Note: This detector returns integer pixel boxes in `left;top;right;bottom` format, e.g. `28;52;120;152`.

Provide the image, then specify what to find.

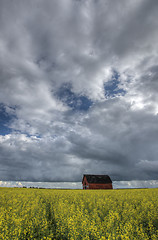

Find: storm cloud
0;0;158;182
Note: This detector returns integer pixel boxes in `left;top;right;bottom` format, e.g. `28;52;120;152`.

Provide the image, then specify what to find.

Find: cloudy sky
0;0;158;184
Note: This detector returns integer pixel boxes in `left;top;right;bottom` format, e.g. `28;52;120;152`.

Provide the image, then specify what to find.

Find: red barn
82;174;113;189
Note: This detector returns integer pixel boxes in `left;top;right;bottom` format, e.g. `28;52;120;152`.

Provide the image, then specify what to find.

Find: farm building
82;174;113;189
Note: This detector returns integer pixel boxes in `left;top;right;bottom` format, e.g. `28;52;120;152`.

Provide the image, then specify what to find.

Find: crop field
0;188;158;239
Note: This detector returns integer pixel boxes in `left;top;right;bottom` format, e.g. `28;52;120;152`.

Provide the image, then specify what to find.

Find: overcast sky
0;0;158;183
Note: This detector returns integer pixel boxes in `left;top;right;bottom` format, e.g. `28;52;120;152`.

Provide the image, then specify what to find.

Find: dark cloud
0;0;158;182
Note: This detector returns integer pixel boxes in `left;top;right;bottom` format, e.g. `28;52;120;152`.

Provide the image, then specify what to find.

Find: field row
0;188;158;239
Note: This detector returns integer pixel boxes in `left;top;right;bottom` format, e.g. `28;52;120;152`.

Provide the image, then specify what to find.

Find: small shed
82;174;113;189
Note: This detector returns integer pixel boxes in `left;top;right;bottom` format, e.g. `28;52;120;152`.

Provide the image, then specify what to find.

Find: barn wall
82;177;89;189
88;183;113;189
82;176;113;189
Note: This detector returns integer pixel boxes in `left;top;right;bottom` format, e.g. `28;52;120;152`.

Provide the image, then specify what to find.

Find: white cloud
0;0;158;182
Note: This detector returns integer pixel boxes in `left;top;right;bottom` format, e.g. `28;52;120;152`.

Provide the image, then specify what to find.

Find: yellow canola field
0;188;158;239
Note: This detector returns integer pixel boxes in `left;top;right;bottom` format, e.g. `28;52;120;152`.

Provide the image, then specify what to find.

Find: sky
0;0;158;185
1;180;158;189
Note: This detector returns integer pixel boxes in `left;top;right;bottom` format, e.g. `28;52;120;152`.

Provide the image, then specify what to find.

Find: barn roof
82;174;112;184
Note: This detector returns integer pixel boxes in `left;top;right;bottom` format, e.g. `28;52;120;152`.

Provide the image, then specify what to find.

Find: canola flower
0;188;158;239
